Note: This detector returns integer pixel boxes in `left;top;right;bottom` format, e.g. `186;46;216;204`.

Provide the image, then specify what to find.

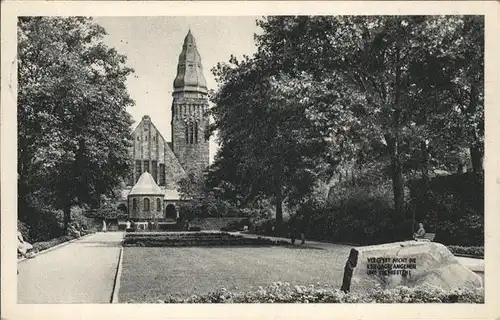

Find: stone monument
341;240;483;293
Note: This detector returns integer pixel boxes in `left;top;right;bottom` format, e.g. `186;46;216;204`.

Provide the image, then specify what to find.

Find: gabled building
120;30;210;221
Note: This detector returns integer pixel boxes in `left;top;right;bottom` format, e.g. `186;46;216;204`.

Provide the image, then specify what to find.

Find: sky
93;16;261;164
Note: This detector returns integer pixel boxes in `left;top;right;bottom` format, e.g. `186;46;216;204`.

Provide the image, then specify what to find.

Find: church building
120;30;210;222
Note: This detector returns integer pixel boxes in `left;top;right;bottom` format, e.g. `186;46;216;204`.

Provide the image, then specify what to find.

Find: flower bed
141;282;484;303
447;245;484;258
123;232;290;247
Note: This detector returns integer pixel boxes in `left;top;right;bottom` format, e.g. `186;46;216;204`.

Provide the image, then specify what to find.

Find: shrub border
243;233;485;258
447;245;484;258
132;283;485;303
17;233;94;263
453;253;484;259
242;232;362;247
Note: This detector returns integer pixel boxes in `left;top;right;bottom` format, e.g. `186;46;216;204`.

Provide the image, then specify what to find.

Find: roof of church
128;115;189;189
121;187;184;201
163;189;182;200
132;115;168;143
129;172;163;196
173;30;208;95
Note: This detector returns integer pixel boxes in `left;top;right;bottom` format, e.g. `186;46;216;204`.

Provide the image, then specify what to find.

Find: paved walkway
18;232;124;304
456;256;484;272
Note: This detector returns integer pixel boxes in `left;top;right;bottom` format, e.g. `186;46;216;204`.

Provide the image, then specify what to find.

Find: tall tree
210;55;337;231
254;16;484;221
18;17;135;232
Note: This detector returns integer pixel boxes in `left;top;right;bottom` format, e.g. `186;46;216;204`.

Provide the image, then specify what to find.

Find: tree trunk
275;182;283;234
467;84;483;173
273;127;284;235
388;137;405;221
63;203;71;235
419;139;431;225
420;140;430;182
389;33;405;222
470;145;483;173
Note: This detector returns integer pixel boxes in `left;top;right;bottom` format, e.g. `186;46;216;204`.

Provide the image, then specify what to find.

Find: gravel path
17;232;124;304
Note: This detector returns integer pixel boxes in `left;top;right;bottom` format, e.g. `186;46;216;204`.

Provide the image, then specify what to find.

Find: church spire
173;30;208;96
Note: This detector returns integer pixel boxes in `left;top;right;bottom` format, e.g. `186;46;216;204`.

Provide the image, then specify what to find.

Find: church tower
171;30;210;176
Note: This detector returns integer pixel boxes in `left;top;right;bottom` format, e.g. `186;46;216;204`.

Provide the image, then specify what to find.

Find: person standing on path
102;220;107;232
289;214;307;245
290;212;310;245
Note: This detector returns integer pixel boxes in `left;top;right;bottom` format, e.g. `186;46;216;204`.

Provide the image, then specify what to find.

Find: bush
19;200;97;243
70;206;98;231
31;235;76;252
288;172;484;247
432;211;484;246
220;218;251;231
409;173;484;246
447;245;484;257
249;218;276;236
177;195;242;219
143;283;484;303
23;207;65;243
305;184;398;245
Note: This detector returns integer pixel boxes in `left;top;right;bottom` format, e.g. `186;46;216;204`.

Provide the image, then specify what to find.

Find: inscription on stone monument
366;257;417;276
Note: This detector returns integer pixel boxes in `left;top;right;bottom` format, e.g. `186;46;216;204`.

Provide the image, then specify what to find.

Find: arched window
132;198;137;210
156;198;161;211
144;198;150;211
194;121;198;143
189;122;194;144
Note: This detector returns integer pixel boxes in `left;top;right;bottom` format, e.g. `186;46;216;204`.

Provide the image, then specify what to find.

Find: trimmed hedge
135;282;484;303
447;245;484;258
122;232;290;247
189;217;250;231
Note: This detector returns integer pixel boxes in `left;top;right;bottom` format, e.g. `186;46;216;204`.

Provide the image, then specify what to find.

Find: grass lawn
119;244;351;302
